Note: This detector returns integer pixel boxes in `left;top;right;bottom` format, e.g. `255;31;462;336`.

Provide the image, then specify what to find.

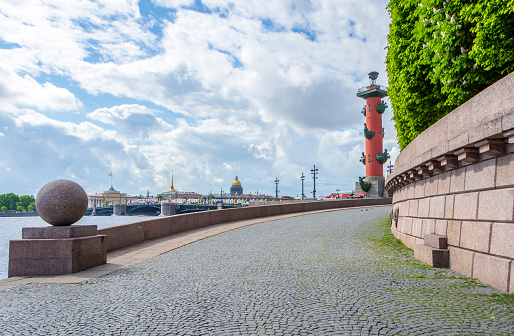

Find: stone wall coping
97;198;392;252
386;72;514;193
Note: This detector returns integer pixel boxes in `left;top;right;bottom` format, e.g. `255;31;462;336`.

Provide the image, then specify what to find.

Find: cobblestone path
1;206;513;335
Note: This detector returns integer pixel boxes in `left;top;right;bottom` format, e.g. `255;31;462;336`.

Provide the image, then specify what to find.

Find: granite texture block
464;159;496;191
435;220;448;236
208;210;221;225
414;244;449;268
502;111;514;132
399;217;412;235
450;168;466;193
489;223;514;259
398;200;410;217
496;153;514;187
437;171;452;194
444;194;455;219
469;118;502;144
477;188;514;221
195;212;211;228
424;233;448;249
423;219;436;237
429;196;446;219
9;235;106;277
22;225;98;239
409;200;418;217
414;180;425;198
449;246;474;277
417;198;430;218
460;221;491;253
447;220;462;247
412;218;423;238
453;192;478;220
98;222;144;252
424;176;439;197
472;253;511;292
406;183;415;199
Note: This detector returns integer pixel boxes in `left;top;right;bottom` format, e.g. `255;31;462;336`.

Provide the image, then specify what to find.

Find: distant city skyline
0;0;398;198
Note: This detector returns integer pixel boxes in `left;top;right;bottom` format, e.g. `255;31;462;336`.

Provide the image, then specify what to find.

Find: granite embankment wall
98;198;391;252
385;72;514;293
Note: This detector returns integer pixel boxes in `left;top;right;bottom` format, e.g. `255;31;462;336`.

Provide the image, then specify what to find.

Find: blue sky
0;0;396;198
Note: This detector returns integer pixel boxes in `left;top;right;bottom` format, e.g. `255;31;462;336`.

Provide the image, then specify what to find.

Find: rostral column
356;71;390;197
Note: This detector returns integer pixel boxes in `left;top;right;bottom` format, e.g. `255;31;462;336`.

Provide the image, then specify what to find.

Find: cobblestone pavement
1;206;513;335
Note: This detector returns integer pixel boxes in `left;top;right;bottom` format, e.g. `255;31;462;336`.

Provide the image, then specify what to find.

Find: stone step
413;244;449;268
424;233;448;249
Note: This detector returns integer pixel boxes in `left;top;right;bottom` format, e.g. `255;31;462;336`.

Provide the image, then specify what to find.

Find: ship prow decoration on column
354;71;389;197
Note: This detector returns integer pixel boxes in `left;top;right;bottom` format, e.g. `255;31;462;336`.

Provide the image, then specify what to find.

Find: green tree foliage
28;203;36;212
19;195;35;209
386;0;514;149
1;206;7;212
0;193;35;211
0;193;20;211
17;206;24;212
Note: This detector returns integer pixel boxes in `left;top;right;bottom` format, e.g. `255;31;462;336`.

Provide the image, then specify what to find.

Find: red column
365;94;383;177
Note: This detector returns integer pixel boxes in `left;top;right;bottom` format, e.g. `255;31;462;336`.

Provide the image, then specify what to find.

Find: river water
0;215;156;280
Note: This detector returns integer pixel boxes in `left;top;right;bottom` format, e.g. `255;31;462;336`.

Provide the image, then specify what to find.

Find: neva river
0;215;156;280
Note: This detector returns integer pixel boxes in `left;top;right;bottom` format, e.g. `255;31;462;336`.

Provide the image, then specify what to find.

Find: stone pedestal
354;176;385;197
112;204;126;216
159;202;176;216
9;225;106;277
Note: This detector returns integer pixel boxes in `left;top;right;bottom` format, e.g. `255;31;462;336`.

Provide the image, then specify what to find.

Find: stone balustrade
98;198;392;253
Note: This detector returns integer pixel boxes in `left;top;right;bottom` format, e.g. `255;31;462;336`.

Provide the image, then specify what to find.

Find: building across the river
88;186;138;208
157;172;204;201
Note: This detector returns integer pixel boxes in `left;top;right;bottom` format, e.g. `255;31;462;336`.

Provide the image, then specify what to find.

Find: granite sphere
36;179;88;226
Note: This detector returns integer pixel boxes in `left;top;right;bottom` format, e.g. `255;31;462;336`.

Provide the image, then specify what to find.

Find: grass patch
490;293;514;306
364;216;412;255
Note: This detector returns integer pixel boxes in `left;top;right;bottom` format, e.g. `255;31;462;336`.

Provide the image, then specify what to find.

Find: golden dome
232;175;242;186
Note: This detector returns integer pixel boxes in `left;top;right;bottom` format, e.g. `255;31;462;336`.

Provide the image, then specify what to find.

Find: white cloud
88;104;173;140
0;67;82;111
0;0;395;197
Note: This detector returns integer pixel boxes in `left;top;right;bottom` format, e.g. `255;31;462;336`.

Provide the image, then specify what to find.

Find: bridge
85;203;244;216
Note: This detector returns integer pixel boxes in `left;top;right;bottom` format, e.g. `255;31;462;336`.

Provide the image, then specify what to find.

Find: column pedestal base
354;176;386;197
9;225;106;277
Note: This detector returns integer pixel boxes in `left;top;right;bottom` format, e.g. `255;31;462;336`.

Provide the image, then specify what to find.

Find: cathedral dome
232;176;242;186
230;176;243;196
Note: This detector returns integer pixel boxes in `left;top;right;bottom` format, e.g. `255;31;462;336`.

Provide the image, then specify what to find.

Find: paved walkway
1;206;513;335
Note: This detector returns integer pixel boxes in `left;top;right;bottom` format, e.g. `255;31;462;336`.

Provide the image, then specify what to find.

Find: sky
0;0;398;198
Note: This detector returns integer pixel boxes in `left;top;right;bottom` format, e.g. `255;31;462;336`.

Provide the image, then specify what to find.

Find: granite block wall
386;72;514;293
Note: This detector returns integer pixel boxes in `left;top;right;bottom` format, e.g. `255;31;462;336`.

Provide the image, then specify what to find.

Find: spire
169;170;176;192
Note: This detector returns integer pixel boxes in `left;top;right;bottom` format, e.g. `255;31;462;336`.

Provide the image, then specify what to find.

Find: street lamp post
387;162;394;175
274;177;279;200
311;165;318;198
301;173;305;200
